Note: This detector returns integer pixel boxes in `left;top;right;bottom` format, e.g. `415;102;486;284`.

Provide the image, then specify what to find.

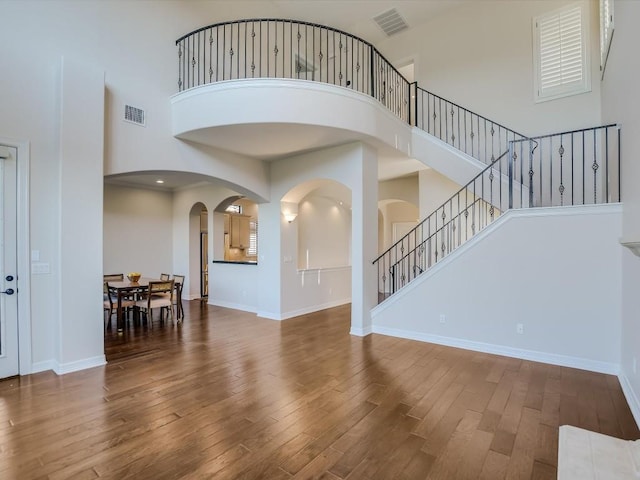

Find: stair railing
509;124;621;209
375;150;511;298
412;84;528;166
375;123;621;301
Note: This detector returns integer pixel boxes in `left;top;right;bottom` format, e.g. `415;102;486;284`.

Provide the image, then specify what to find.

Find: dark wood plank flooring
0;301;638;479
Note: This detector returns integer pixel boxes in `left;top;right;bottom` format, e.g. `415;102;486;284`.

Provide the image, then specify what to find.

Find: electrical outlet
517;323;524;334
439;314;446;324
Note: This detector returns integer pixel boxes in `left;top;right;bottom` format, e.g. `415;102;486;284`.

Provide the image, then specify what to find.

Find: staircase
375;88;621;300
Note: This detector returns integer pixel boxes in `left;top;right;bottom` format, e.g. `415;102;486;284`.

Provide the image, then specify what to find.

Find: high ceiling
225;0;468;45
107;1;469;193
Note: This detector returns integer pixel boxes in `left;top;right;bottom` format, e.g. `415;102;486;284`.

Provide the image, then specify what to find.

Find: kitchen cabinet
229;215;250;249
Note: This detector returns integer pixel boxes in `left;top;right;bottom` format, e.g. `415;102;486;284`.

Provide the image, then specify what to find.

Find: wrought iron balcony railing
176;18;410;122
176;19;529;170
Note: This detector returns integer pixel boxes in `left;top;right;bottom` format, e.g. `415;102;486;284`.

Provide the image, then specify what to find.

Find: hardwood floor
1;302;638;479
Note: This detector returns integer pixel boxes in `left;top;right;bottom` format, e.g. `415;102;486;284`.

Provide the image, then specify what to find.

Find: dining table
108;277;183;332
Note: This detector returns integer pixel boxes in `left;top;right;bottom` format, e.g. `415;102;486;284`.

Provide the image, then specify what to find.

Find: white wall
373;205;623;373
298;194;352;269
103;184;174;278
379;175;419;207
419;169;464;219
209;263;259;312
600;0;640;425
378;0;602;136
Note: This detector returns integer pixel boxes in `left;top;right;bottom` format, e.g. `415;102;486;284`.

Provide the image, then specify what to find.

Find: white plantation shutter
248;221;258;256
534;3;590;102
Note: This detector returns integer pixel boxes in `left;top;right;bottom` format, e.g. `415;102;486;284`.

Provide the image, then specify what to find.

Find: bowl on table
127;273;141;283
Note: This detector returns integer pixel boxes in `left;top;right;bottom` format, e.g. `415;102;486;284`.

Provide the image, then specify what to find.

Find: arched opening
281;179;352;315
213;196;259;263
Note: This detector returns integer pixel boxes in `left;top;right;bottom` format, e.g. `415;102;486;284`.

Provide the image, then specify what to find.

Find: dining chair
104;273;124;282
160;273;170;281
172;274;185;320
103;281;135;330
137;279;174;325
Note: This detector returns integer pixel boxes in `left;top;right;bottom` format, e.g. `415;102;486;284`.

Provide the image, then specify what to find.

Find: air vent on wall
124;104;146;126
373;8;409;37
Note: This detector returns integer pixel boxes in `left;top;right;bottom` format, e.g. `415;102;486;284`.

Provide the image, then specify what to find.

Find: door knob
5;275;14;281
1;288;15;295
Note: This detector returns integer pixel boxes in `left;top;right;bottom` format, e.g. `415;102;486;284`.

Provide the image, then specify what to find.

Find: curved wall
171;79;412;158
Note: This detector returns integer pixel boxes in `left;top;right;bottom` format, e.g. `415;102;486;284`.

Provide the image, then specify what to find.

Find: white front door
0;145;19;378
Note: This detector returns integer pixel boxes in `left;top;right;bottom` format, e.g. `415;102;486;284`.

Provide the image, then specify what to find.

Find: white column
256;200;283;319
350;144;378;336
58;56;106;373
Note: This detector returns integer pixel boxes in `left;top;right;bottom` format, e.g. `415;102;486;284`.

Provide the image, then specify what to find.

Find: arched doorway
280;179;353;317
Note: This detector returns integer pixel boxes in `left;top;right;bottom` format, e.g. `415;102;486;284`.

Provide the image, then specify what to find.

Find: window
225;204;242;214
248;221;258;256
533;3;590;102
600;0;614;77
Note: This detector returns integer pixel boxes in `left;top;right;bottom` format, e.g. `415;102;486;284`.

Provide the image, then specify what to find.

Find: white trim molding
620;238;640;257
372;325;619;375
0;138;32;375
53;355;106;375
350;325;373;337
208;298;258;314
258;298;351;321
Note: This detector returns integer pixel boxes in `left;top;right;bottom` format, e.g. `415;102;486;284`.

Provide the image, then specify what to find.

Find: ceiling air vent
124;104;146;126
373;8;409;37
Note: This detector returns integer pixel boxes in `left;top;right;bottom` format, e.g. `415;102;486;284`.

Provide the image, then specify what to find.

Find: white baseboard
350;325;373;337
257;298;350;321
31;355;106;376
280;299;351;321
256;311;283;321
207;299;258;314
619;372;640;430
372;326;619;375
30;360;57;374
55;355;107;375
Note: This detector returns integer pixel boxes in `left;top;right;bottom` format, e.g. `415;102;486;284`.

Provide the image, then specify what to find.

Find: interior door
0;144;18;378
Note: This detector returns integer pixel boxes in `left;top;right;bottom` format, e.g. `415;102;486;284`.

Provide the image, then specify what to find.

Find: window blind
534;4;589;101
248;221;258;256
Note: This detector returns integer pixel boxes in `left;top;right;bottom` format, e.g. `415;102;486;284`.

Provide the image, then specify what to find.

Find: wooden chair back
104;273;124;282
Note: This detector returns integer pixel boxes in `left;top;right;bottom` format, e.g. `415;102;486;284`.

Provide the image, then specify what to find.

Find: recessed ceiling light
156;179;164;184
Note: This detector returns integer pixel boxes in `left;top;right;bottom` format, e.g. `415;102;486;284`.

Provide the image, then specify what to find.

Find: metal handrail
413;85;527;167
374;150;509;262
176;18;411;121
375;123;621;299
